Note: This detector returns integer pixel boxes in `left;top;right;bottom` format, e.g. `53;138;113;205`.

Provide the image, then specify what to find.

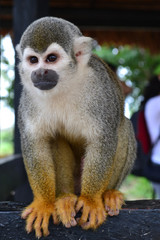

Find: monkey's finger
88;210;96;228
114;196;124;215
41;214;50;237
78;205;90;226
96;209;106;226
65;220;77;228
70;218;77;227
68;196;77;217
64;198;76;220
52;213;59;225
81;209;106;230
21;208;33;219
63;210;77;228
81;214;95;230
64;214;77;228
76;200;84;212
107;197;116;216
34;214;43;239
104;197;110;210
64;199;77;227
25;212;37;234
81;222;91;230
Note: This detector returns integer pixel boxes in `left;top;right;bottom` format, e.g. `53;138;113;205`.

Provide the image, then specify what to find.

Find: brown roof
1;0;160;53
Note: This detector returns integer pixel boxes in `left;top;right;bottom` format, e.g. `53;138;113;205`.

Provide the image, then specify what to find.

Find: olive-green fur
20;17;82;54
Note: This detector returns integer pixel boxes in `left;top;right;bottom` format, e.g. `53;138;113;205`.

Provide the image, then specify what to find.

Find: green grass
120;174;154;200
0;128;14;157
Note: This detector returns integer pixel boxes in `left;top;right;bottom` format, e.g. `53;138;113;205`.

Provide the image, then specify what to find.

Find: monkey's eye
29;56;38;64
46;54;57;63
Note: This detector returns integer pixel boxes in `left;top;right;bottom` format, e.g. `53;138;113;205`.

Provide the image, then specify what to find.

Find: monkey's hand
103;189;124;216
76;195;106;230
55;194;78;228
21;199;59;238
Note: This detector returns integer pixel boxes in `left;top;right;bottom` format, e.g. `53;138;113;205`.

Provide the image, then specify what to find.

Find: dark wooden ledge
0;200;160;240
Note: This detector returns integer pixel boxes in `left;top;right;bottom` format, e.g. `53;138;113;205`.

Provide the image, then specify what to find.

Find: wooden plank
1;3;160;35
82;29;160;54
49;0;160;10
1;0;160;10
0;201;160;239
49;8;160;29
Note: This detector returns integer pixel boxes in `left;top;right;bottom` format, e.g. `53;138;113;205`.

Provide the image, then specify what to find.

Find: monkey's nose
31;68;59;90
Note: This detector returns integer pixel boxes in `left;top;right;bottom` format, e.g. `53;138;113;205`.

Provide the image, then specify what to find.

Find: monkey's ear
16;44;23;60
73;37;93;64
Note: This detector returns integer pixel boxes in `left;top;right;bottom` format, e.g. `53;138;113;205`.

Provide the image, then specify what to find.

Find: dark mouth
33;81;58;90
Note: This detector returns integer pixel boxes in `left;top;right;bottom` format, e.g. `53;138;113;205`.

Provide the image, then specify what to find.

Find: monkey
16;17;136;238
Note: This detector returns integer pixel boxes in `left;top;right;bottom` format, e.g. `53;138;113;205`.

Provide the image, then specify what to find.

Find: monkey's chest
42;104;89;141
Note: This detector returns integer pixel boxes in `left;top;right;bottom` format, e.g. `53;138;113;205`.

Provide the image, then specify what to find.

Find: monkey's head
16;17;94;94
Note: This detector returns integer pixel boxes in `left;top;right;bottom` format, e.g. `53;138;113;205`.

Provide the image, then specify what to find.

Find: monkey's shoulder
89;55;122;92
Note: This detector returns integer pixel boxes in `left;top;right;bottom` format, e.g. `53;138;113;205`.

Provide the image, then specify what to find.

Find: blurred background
1;0;160;201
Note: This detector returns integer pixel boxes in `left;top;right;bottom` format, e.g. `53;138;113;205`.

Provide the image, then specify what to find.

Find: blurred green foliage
0;128;14;157
120;174;154;200
94;45;160;113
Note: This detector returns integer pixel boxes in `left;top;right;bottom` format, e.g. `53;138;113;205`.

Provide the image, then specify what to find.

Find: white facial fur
18;43;73;95
17;36;93;98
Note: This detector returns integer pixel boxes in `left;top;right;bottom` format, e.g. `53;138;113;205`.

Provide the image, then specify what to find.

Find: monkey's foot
21;199;58;238
76;195;106;230
55;194;78;228
103;189;124;216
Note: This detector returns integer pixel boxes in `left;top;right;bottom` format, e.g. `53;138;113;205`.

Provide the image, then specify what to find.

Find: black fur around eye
46;54;57;63
30;56;38;64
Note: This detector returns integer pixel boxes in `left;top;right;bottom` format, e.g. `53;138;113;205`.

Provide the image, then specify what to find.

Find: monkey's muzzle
31;68;59;90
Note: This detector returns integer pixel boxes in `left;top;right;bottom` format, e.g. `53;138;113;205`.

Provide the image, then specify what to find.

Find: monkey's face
17;43;79;96
18;37;93;96
17;17;94;96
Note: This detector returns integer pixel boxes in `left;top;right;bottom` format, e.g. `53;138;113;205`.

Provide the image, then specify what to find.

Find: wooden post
0;200;160;239
13;0;49;154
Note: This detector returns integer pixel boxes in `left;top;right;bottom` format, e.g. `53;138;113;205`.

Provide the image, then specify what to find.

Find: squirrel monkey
17;17;136;238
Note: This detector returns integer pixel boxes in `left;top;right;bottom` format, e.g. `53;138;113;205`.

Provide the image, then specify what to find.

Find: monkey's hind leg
76;141;109;230
54;137;78;228
103;119;136;217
